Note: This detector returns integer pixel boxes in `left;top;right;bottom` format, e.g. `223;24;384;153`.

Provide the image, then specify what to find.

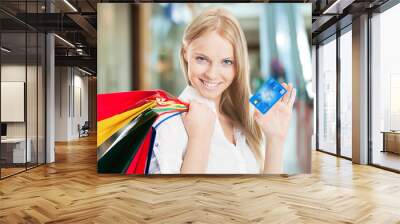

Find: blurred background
98;3;312;174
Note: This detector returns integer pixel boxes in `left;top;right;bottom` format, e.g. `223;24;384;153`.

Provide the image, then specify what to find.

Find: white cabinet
1;138;32;163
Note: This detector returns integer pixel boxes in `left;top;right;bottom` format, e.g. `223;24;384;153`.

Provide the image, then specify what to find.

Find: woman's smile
199;78;222;90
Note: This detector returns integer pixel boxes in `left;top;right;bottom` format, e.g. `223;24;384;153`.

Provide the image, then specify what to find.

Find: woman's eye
223;59;233;65
195;56;207;63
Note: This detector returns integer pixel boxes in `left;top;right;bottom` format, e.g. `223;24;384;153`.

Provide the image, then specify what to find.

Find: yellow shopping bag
97;101;156;147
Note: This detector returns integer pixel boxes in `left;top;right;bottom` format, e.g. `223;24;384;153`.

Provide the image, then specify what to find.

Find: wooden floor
373;151;400;171
1;167;26;178
0;135;400;223
1;163;44;178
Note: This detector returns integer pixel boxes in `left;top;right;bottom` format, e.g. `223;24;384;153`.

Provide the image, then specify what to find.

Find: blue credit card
249;78;287;114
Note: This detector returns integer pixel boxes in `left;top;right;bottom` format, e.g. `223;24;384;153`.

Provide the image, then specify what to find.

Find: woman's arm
255;83;296;174
181;137;211;173
263;139;284;174
180;101;216;174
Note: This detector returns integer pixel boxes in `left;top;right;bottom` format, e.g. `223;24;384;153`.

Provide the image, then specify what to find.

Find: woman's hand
255;83;296;143
180;100;216;173
254;83;296;174
181;100;216;141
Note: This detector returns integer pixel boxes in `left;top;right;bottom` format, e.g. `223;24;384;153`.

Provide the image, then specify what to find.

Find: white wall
1;65;39;138
72;72;89;138
55;67;68;141
1;64;46;164
1;65;26;140
55;67;89;141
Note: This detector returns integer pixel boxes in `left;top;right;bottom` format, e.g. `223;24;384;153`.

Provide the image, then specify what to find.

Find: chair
78;121;90;138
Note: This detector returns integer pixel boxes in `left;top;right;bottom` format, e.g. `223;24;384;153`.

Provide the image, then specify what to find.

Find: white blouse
148;85;261;174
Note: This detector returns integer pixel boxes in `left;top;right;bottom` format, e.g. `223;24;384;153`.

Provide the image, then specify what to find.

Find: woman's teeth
200;79;220;90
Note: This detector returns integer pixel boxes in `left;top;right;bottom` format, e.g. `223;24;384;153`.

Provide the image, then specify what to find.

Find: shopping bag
97;110;157;173
97;90;188;174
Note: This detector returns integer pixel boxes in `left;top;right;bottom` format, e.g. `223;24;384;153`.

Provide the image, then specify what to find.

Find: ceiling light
1;47;11;53
54;34;75;48
322;0;354;15
63;0;78;12
78;67;92;76
323;0;341;14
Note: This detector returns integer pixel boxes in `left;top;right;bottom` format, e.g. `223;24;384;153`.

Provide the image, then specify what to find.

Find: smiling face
184;30;236;104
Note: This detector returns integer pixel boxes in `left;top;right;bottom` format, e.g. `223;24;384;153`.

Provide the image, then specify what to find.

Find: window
339;29;352;158
370;3;400;171
317;37;337;154
0;1;47;179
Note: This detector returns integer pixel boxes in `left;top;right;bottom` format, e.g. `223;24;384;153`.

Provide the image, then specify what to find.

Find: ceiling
311;0;391;44
0;0;98;74
0;0;396;75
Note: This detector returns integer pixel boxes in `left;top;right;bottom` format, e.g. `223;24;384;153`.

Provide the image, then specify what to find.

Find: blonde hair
179;8;264;168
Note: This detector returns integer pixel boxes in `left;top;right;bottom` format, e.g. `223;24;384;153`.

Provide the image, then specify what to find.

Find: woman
149;8;296;174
